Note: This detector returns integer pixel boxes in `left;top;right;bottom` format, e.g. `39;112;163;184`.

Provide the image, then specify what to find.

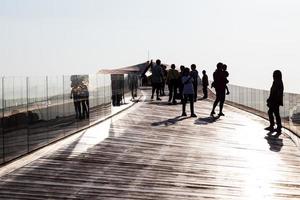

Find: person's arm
141;60;152;77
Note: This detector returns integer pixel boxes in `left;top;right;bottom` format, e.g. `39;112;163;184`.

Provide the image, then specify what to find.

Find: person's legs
156;83;161;100
85;99;90;118
74;101;79;119
273;105;282;131
130;85;134;100
76;100;82;119
268;107;275;128
211;92;220;115
151;84;155;99
162;81;165;96
189;94;197;117
179;84;183;103
203;86;208;99
81;100;87;119
193;84;198;101
219;91;226;116
168;83;173;102
182;95;187;116
172;82;178;103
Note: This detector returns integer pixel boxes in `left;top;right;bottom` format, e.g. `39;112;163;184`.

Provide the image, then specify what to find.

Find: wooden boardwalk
1;88;300;199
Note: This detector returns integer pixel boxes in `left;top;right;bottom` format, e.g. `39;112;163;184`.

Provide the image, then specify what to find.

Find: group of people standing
144;59;284;135
144;59;210;118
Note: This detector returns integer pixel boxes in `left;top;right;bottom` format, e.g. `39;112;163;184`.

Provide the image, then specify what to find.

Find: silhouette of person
150;59;163;100
190;64;199;102
210;62;227;117
160;65;167;96
70;85;82;119
265;70;284;134
178;65;186;103
80;83;89;119
129;73;138;100
166;64;179;104
181;68;197;117
223;64;230;95
202;70;209;99
70;75;83;119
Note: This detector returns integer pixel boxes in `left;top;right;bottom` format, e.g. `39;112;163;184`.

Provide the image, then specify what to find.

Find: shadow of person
147;101;175;106
194;116;220;125
264;133;283;152
151;116;189;126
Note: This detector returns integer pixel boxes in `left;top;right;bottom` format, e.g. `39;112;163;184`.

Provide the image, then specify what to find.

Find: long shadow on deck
146;101;178;106
194;116;220;125
151;116;189;126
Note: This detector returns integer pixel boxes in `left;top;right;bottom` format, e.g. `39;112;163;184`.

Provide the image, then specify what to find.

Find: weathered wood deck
1;88;300;199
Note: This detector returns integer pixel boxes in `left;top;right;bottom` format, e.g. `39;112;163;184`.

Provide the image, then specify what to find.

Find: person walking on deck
202;70;209;99
150;59;164;100
265;70;284;134
181;68;197;117
167;64;179;104
210;63;227;117
190;64;199;102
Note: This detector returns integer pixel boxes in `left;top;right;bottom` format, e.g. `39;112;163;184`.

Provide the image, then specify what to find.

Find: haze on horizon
0;0;300;93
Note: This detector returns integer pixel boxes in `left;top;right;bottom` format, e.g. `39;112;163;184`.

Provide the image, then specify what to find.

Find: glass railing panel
111;74;125;106
127;73;140;101
97;74;109;119
288;93;300;134
89;74;99;124
47;76;65;143
0;77;3;164
63;75;78;136
3;77;28;162
0;73;116;164
295;94;300;134
263;90;269;113
104;74;112;117
27;76;48;151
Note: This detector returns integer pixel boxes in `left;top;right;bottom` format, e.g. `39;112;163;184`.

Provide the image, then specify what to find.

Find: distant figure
210;62;227;117
202;70;209;99
167;64;179;104
80;84;89;119
160;65;167;96
129;73;138;100
151;59;164;100
70;86;82;119
181;68;197;117
178;65;186;103
190;64;199;102
265;70;284;134
223;64;230;95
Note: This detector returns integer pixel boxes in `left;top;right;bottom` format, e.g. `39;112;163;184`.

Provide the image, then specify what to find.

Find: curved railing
0;73;140;164
223;84;300;146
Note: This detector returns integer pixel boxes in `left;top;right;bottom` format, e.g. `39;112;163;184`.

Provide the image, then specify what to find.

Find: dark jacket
202;74;209;87
267;80;284;107
213;69;226;91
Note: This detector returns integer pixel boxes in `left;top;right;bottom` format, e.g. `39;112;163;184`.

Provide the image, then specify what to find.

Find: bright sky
1;0;300;93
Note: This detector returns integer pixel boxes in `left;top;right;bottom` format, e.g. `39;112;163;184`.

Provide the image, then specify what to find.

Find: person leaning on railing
265;70;284;134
